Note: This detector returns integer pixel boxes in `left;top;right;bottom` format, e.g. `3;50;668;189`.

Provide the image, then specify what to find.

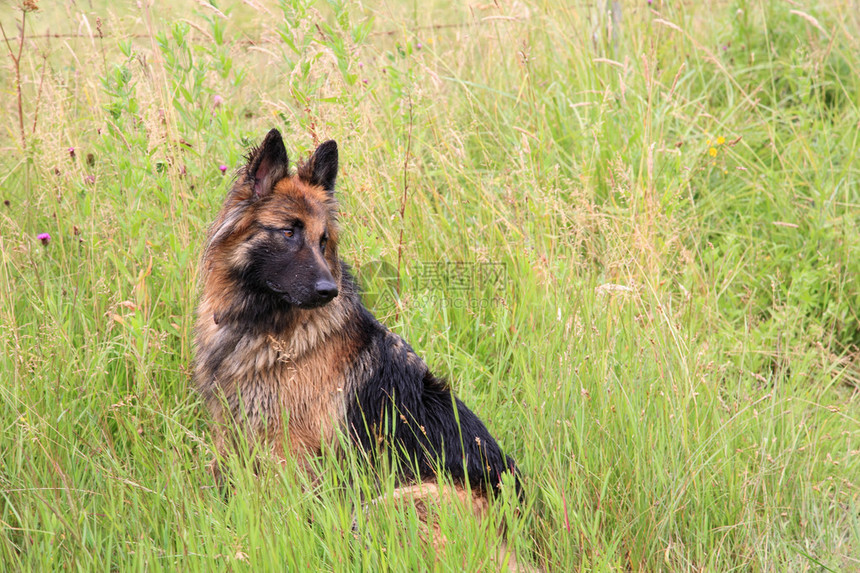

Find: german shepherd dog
193;129;519;506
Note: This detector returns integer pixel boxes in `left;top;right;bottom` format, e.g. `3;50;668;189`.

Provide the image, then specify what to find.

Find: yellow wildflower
709;147;717;157
717;136;726;145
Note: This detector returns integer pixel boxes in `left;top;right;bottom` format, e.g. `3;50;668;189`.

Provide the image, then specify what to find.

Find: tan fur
196;297;353;460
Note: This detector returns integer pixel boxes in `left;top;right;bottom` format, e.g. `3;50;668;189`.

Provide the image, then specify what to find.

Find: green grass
1;0;858;570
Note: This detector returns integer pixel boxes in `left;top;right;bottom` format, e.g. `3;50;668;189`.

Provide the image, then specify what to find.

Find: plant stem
0;12;28;149
394;98;413;321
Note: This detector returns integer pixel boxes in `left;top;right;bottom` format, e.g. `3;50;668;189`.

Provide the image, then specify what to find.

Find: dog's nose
315;280;339;300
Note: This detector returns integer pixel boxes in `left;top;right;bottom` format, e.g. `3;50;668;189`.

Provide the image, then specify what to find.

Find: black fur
342;271;520;496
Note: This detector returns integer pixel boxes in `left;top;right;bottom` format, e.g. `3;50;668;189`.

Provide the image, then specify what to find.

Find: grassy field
1;0;858;570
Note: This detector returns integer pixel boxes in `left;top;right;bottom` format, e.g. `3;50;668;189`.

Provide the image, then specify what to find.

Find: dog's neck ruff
271;296;350;361
201;286;350;364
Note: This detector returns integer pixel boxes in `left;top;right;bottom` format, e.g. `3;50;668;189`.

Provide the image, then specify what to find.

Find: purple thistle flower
213;94;224;108
84;175;96;184
68;147;76;159
416;42;422;50
38;233;51;246
219;164;228;175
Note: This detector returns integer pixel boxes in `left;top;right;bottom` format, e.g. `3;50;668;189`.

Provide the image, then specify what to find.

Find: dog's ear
299;140;338;194
246;129;289;198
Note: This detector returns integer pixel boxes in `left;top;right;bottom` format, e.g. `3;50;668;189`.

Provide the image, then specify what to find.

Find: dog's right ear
246;128;289;199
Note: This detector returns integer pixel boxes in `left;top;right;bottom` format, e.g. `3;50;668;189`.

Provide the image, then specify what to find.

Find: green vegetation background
0;0;858;570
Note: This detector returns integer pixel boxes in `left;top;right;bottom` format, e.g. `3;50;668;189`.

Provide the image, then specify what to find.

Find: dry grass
0;0;858;570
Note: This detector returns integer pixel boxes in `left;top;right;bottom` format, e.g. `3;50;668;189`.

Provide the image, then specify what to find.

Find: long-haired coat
193;129;519;498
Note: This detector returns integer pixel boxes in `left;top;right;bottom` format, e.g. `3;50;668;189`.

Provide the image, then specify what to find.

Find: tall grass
1;0;858;570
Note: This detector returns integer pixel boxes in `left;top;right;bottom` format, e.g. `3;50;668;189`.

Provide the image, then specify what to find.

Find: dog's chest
221;329;347;447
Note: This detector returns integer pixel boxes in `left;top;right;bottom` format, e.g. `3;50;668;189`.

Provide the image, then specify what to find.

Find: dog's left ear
300;140;338;194
247;128;289;199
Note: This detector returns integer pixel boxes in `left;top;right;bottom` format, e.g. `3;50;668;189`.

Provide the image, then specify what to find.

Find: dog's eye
320;236;328;252
283;229;294;238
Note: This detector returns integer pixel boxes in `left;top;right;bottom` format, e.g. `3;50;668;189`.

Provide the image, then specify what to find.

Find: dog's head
204;129;341;310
